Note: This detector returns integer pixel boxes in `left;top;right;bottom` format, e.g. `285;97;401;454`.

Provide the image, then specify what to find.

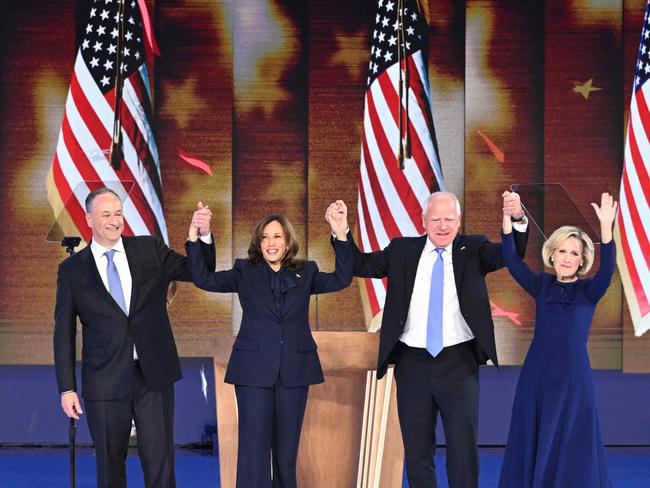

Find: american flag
357;0;444;329
47;0;167;244
616;1;650;337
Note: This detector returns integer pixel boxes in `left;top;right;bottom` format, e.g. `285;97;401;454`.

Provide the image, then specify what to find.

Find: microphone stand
61;236;81;488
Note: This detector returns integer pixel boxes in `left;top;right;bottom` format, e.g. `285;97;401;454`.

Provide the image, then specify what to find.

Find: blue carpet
0;447;219;488
0;446;647;487
401;447;650;488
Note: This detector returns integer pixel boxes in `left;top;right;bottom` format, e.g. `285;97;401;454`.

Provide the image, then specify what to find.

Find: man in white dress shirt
54;187;215;488
333;191;528;488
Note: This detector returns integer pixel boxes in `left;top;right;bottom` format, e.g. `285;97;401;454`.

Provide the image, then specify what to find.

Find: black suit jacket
352;230;528;378
54;236;215;400
186;238;353;387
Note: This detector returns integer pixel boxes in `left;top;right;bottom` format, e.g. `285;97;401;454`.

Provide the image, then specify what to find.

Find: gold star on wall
573;78;602;99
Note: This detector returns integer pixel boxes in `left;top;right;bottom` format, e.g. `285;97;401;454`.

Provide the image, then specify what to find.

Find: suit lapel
404;236;427;304
122;237;139;315
82;245;128;318
452;235;466;296
281;270;304;317
250;264;280;318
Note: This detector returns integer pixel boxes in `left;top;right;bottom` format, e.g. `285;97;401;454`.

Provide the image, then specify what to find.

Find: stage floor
1;446;648;487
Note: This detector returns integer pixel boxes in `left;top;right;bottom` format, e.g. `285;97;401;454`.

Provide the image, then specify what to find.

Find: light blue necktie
105;249;128;314
426;248;445;357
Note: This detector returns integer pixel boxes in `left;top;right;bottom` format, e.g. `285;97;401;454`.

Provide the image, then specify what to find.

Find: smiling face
85;192;124;248
552;236;583;280
260;220;287;270
422;194;461;248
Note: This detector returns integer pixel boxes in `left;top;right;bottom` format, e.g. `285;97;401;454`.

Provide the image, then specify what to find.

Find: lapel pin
460;246;466;251
296;273;301;278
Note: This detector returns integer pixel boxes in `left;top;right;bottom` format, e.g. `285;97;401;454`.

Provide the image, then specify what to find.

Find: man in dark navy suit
54;187;215;488
327;191;528;488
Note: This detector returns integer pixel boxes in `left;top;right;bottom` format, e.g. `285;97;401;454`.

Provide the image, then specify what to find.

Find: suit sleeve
501;231;543;297
186;240;240;293
158;237;216;282
311;237;354;294
584;240;615;304
479;226;529;273
344;233;391;279
53;265;77;394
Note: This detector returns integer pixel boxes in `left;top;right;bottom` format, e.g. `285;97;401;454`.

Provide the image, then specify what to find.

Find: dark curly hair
247;214;306;270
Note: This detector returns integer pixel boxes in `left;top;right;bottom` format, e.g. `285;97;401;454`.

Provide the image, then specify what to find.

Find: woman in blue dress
499;192;617;488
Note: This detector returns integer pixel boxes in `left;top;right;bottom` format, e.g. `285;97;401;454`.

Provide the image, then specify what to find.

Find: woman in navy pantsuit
186;205;353;488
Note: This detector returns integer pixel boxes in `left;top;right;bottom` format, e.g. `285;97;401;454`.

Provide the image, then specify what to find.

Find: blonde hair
542;226;595;275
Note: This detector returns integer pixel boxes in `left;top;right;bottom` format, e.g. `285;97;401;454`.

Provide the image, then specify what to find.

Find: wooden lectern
212;331;404;487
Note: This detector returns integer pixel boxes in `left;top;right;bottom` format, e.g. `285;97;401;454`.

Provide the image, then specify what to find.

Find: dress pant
235;379;309;488
394;340;480;488
85;361;176;488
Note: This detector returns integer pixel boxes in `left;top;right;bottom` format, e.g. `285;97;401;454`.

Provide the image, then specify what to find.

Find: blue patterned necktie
105;249;128;314
426;248;445;357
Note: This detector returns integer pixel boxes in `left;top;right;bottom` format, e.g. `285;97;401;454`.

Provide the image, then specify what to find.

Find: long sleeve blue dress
498;231;614;488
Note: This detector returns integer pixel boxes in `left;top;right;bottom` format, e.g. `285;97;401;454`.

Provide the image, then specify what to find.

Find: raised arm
186;204;240;293
160;201;216;282
479;190;528;273
501;192;542;296
325;200;390;279
585;193;617;302
311;200;354;293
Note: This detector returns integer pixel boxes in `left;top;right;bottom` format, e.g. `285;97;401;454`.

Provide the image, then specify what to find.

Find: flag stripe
52;156;92;242
67;75;156;236
357;0;443;324
621;168;650;271
357;186;386;315
618;209;650;315
48;0;168;247
383;60;438;190
373;73;430;230
366;86;422;234
70;53;166;240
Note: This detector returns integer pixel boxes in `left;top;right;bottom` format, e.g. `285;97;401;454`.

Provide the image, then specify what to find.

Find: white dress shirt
90;238;138;359
400;238;475;348
89;233;214;360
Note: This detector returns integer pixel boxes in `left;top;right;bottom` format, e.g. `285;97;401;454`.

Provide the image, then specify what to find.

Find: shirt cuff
199;233;213;244
512;216;528;232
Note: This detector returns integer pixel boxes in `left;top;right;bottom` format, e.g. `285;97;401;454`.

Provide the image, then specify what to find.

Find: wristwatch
511;214;525;223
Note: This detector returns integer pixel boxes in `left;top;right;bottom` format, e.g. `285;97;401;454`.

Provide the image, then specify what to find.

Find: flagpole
400;1;411;161
109;0;127;170
397;0;404;169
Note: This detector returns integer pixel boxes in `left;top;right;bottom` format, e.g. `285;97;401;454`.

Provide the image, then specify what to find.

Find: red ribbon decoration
136;0;161;56
179;148;213;176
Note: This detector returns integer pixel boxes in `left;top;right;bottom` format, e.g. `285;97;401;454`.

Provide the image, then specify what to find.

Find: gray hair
422;192;461;216
85;187;122;212
542;226;595;275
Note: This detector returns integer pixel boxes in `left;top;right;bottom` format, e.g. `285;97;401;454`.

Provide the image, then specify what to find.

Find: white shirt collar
424;237;453;254
90;237;126;260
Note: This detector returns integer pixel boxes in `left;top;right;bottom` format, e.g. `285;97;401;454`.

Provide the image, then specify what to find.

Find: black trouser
394;340;479;488
85;362;175;488
235;379;309;488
